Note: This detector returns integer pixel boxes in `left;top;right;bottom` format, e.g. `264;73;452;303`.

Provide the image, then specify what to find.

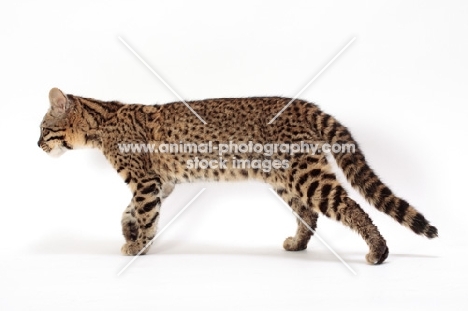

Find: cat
38;88;438;264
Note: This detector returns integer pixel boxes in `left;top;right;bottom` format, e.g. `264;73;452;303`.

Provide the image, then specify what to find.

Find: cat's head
38;88;78;157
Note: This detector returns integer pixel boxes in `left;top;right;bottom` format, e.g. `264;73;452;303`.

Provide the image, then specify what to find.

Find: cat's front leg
121;178;163;256
121;202;138;243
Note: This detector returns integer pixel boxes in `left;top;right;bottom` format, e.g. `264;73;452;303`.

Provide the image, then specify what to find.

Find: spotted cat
38;88;438;264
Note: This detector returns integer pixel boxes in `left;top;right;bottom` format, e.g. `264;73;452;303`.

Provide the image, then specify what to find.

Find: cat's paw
121;219;139;242
365;243;389;265
121;241;152;256
283;236;308;251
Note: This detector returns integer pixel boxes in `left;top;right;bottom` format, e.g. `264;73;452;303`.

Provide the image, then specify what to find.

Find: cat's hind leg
289;156;388;264
275;189;318;251
307;182;388;264
284;206;318;252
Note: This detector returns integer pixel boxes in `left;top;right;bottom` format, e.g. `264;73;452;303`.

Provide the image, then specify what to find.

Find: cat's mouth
39;143;67;158
39;142;50;152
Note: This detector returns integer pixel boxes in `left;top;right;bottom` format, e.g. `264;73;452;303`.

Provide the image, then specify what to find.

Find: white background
1;0;467;310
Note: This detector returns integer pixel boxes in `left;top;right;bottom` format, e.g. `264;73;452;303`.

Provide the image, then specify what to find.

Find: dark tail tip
410;213;438;238
424;225;438;239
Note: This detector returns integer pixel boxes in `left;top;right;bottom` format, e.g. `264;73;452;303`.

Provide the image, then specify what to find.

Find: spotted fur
38;88;438;264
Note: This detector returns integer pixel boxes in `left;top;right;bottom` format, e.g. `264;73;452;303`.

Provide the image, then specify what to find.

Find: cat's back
147;97;317;142
170;96;311;122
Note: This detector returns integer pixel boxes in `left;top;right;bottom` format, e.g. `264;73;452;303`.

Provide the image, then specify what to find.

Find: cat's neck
70;95;124;149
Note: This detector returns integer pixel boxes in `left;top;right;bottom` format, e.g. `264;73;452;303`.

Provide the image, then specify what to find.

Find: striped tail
314;109;438;238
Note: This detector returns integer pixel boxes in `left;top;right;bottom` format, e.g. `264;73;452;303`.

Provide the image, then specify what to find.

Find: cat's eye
42;126;59;132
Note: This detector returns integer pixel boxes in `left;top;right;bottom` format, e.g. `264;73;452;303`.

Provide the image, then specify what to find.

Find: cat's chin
48;146;67;158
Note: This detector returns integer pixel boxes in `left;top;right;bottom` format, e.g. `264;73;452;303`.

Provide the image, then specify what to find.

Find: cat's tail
314;109;438;238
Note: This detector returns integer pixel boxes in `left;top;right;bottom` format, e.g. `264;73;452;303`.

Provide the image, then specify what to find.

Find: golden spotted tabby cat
38;88;437;264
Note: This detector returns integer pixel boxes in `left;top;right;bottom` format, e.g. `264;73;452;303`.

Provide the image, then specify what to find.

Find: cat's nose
37;139;42;148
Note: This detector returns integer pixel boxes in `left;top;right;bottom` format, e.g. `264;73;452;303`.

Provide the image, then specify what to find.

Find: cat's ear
49;87;70;117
